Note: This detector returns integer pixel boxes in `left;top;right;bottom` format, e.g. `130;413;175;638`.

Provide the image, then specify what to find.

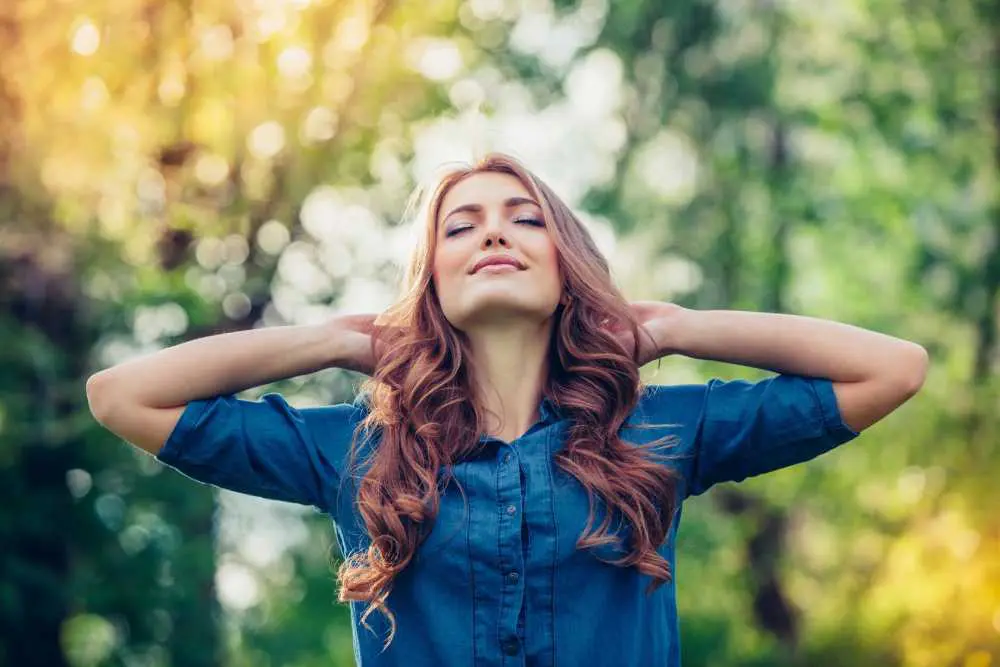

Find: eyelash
445;218;544;238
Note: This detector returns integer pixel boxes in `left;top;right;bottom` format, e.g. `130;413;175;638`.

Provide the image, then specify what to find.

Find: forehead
438;171;534;219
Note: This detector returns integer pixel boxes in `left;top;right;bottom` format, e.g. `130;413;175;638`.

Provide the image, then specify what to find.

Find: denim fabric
157;374;859;666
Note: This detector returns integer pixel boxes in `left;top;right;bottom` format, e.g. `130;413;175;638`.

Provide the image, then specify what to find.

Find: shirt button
505;504;517;516
506;571;519;585
501;637;520;656
502;453;512;465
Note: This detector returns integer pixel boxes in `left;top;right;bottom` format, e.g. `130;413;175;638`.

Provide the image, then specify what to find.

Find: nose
481;227;510;249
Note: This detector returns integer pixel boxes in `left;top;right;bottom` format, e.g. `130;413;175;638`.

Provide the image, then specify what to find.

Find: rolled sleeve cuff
156;398;214;467
812;378;860;442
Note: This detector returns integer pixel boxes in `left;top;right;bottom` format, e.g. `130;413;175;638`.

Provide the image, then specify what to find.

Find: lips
470;254;526;274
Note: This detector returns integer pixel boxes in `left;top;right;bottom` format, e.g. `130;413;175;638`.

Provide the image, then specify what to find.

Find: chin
449;296;558;328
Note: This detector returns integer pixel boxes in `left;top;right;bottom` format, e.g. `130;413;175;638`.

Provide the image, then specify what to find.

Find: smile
474;263;521;275
470;255;527;274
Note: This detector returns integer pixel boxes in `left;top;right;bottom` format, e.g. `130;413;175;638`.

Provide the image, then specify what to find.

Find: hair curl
336;153;679;646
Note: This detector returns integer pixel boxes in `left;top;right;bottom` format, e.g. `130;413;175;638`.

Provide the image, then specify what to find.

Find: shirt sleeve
686;375;860;497
155;392;361;511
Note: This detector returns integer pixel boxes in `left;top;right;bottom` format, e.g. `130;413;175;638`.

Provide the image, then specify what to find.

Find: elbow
840;343;929;433
86;371;117;426
895;342;929;399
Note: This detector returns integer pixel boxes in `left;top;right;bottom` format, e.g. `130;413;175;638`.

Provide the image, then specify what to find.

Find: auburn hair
336;153;679;645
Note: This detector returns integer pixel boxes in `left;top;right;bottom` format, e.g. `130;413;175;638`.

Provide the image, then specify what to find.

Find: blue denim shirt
157;374;859;667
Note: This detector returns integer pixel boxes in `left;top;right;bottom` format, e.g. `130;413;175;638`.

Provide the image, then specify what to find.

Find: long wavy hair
337;153;679;644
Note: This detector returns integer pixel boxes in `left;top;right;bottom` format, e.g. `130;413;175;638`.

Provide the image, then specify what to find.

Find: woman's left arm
648;306;929;433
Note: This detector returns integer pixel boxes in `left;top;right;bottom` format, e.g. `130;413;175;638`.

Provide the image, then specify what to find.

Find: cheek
432;246;464;294
538;240;561;285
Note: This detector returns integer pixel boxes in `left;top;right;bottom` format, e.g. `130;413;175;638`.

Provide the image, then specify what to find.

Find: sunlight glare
565;49;623;119
216;561;261;611
634;130;700;205
337;277;395;314
333;14;370;54
277;45;312;79
407;39;463;81
71;20;100;56
255;9;287;41
194;154;230;186
277;242;332;301
301;106;338;143
199;24;235;62
248;121;286;158
448;79;485;110
132;303;190;345
300;186;341;240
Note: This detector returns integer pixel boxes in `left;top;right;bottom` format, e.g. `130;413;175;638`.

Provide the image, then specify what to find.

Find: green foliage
1;0;997;665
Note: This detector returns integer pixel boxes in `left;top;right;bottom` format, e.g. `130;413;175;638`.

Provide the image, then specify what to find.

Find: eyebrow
442;196;541;222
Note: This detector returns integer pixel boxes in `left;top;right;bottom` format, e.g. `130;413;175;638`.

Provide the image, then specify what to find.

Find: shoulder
622;381;711;464
154;391;372;509
634;375;831;418
631;381;711;427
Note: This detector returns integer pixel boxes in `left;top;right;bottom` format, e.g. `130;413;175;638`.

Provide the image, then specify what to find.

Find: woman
87;153;928;667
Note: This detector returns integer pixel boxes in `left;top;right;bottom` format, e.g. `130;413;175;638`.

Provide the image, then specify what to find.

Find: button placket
501;636;520;656
495;444;525;664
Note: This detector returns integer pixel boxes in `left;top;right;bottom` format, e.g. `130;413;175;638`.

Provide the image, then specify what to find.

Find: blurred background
1;0;997;665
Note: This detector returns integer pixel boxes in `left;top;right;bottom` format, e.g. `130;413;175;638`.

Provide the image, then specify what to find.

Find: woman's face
432;171;562;330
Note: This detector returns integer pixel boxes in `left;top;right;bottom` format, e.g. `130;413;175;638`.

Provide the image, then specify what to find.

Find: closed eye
445;218;542;237
445;225;472;238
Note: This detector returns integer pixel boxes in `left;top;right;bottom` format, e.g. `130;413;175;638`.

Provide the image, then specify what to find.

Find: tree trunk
972;2;1000;383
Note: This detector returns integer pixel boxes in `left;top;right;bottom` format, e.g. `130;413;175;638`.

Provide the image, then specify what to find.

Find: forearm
87;323;346;410
662;308;927;385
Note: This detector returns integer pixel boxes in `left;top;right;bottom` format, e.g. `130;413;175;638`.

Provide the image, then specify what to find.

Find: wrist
319;321;351;368
653;304;693;357
322;317;376;374
301;322;341;369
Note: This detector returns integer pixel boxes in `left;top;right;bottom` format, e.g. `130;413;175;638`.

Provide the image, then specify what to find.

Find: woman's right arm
86;319;374;456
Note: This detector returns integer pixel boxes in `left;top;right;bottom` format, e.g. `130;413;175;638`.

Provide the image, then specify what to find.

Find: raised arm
86;318;374;455
641;304;928;433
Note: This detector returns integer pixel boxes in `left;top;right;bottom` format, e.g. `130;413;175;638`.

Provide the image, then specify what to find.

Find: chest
335;425;643;578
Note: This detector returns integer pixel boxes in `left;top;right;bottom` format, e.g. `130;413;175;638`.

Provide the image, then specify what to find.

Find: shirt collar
357;391;565;435
473;396;565;446
538;395;565;423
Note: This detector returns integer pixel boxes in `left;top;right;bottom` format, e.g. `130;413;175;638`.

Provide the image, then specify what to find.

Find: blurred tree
2;0;998;664
0;0;458;665
463;0;999;664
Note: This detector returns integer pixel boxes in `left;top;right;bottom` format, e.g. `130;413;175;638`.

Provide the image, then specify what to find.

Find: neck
466;319;552;443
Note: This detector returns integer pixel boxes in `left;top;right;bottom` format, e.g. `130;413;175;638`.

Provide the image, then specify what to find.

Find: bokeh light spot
223;292;252;320
257;220;291;255
195;154;230;187
71;20;100;56
248;121;286;159
66;469;93;499
277;45;312;79
407;39;463;81
216;560;261;611
80;77;109;112
199;24;235;62
302;106;338;143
